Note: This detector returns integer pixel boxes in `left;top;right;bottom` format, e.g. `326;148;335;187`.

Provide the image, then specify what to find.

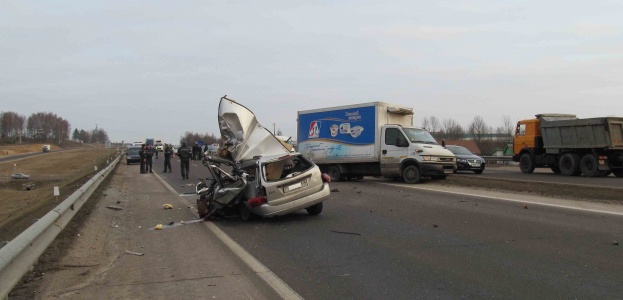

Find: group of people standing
137;142;193;180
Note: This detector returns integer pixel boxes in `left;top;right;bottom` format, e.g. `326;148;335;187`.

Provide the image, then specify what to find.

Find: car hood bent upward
219;96;291;162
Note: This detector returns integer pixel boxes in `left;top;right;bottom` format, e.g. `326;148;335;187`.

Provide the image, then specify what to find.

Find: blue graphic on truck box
299;105;376;161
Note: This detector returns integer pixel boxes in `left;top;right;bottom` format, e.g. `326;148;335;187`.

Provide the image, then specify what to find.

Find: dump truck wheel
306;202;323;215
402;165;421;184
580;154;600;177
550;166;561;174
327;165;343;182
559;153;581;176
612;169;623;178
519;153;535;173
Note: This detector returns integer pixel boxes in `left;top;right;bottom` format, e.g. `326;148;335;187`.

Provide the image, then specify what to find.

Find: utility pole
273;123;275;135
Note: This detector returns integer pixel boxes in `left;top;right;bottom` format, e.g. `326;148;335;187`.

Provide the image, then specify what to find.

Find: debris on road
330;229;361;236
106;205;124;210
523;205;529;209
154;224;163;230
331;189;339;192
163;204;173;209
433;224;438;228
125;250;145;256
613;241;619;246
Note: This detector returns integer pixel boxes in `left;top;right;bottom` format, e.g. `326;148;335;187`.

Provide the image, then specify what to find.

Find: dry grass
0;144;118;240
0;144;49;156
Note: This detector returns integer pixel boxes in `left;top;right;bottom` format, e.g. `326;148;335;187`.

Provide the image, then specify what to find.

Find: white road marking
376;181;623;217
153;172;302;300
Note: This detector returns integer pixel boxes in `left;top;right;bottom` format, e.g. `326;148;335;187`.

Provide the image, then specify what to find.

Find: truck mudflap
419;163;456;176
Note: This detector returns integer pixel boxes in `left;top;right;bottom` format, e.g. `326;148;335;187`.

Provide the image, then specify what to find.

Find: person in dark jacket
176;141;192;179
162;144;173;173
139;144;146;174
145;144;154;173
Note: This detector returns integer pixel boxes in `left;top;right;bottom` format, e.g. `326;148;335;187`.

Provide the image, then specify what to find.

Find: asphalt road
462;165;623;189
149;157;623;299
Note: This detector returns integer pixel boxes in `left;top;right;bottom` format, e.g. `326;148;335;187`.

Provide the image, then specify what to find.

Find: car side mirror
441;140;446;147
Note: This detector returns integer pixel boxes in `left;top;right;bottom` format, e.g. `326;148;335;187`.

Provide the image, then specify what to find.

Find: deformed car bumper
250;183;330;217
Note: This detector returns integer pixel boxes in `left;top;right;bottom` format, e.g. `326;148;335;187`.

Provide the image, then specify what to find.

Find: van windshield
402;128;438;145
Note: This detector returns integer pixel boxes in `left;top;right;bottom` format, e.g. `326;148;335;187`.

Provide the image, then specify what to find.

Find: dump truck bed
540;117;623;151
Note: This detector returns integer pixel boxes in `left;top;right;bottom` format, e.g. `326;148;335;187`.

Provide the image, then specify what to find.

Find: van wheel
519;153;535;173
327;165;343;182
402;165;421;184
306;202;323;215
580;154;600;177
559;153;581;176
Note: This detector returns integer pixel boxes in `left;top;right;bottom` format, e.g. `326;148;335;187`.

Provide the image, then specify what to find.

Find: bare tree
468;115;489;145
429;116;441;136
441;118;464;140
421;117;431;132
1;111;26;143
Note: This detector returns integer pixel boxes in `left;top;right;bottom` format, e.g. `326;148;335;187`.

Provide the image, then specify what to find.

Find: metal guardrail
481;156;513;161
0;155;121;298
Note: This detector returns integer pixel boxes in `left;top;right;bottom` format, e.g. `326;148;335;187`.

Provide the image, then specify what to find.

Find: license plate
444;169;454;174
470;163;480;167
286;182;302;192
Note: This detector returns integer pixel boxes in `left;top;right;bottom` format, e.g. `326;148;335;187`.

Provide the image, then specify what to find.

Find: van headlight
421;156;439;162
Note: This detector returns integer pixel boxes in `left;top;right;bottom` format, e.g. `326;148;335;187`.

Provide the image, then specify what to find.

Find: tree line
421;115;515;155
0;111;109;145
179;131;220;146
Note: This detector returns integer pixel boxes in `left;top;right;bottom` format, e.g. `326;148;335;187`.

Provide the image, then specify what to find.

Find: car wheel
474;169;484;174
559;153;581;176
196;199;209;219
327;165;343;182
238;202;255;221
402;165;421;184
306;202;323;215
519;153;535;173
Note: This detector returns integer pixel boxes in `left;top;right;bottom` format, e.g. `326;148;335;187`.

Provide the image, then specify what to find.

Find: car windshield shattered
195;96;330;221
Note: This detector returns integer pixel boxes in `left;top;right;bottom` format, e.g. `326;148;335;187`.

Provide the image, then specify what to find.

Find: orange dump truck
513;114;623;177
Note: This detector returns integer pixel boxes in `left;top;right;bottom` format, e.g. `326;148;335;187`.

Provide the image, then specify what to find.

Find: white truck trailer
297;102;456;183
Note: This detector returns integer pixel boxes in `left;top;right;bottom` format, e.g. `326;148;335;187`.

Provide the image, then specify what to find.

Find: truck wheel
598;170;611;177
402;165;421;184
306;202;323;215
580;154;600;177
612;169;623;177
550;166;561;174
327;165;343;182
559;153;581;176
519;153;535;173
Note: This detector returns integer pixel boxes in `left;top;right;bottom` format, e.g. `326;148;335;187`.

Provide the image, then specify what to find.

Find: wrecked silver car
196;96;331;220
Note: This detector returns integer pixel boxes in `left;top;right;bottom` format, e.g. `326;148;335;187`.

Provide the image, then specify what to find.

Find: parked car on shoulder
126;146;142;164
11;173;30;179
445;145;485;174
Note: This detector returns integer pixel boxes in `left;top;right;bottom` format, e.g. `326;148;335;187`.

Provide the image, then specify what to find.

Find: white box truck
297;102;456;183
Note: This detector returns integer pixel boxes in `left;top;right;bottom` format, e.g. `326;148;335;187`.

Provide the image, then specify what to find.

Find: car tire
612;169;623;178
550;166;561;174
519;153;535;174
306;202;323;215
327;165;343;182
559;153;581;176
580;154;600;177
196;199;209;219
238;202;255;221
402;165;421;184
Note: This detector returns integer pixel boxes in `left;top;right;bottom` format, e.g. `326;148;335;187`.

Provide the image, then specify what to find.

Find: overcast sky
2;1;623;144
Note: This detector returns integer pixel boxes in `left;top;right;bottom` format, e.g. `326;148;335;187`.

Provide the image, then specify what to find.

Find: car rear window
128;148;140;155
263;155;314;182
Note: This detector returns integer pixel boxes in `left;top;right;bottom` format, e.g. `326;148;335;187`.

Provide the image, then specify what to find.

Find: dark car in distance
126;146;142;164
445;145;485;174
